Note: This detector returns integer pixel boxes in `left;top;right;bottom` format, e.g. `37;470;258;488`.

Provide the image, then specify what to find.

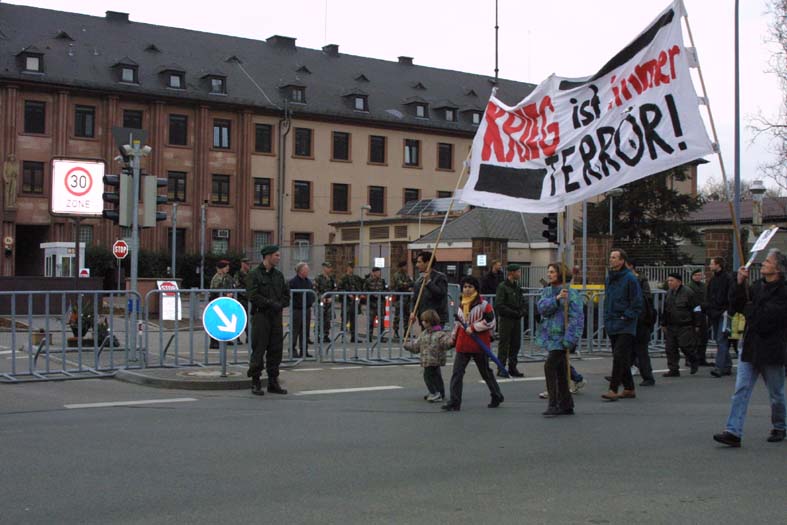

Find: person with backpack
626;260;656;386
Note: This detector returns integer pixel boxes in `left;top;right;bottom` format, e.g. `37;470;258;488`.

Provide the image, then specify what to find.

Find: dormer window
121;66;137;83
291;86;305;103
472;111;482;125
25;55;42;72
169;72;184;89
415;103;428;119
354;95;368;111
445;109;455;122
210;77;226;94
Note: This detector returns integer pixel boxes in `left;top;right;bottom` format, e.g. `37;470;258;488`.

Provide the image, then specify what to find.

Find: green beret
260;244;279;256
321;261;333;268
506;263;520;272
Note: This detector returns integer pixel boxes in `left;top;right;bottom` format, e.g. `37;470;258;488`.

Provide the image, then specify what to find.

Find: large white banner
462;0;713;213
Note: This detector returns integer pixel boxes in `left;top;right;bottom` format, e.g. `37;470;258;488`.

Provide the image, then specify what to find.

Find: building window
293;128;312;158
404;188;420;204
213;119;231;149
341;228;360;242
123;110;143;129
22;161;44;194
74;105;95;138
169;114;188;145
211;174;230;205
332;131;350;161
291;86;306;103
445;109;455;122
24;55;42;72
331;183;349;213
369;186;385;214
121;66;137;83
394;225;408;239
437;190;452;199
168;72;184;89
370;226;389;240
24;100;46;134
404;139;420;167
292;233;312;262
415;103;428;118
293;180;312;210
210;77;226;94
253;178;271;207
255;124;273;153
369;135;386;164
438;143;454;171
472;111;482;125
211;229;229;255
79;225;93;245
167;228;186;256
354;96;368;111
167;171;187;203
253;231;273;254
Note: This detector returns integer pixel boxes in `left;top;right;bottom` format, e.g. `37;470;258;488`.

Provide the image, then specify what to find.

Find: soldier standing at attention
494;264;526;377
391;261;414;342
363;267;387;341
247;245;290;396
313;262;336;343
209;259;234;349
337;262;364;342
233;257;252;344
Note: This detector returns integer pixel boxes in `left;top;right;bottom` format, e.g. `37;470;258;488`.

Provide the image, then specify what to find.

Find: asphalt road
1;356;785;525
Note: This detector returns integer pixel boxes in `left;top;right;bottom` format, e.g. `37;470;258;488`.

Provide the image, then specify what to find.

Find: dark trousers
317;300;332;342
367;301;380;340
696;314;710;363
609;333;635;392
496;317;521;368
631;326;654;381
248;312;283;380
392;298;410;337
423;366;445;396
545;350;573;410
292;308;311;357
665;325;697;372
342;300;357;341
449;352;502;407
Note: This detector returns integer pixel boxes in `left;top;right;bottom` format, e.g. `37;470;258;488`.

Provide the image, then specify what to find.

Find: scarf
461;292;478;318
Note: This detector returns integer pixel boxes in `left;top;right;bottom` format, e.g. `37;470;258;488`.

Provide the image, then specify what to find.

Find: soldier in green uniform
313;261;336;343
494;264;526;377
233;257;252;344
246;245;290;395
209;259;234;349
391;260;414;342
337;262;364;342
364;267;388;341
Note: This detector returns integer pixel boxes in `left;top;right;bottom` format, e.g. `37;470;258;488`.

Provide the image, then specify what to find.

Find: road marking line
64;398;197;409
289;368;323;372
295;386;403;396
329;366;363;370
484;376;546;384
0;350;15;355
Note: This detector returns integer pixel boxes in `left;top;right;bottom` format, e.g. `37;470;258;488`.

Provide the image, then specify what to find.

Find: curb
115;366;260;391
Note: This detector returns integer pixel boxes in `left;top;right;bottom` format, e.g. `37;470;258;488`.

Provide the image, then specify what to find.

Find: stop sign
113;240;129;260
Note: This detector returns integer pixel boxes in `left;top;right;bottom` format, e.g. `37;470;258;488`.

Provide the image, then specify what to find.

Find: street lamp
751;179;766;236
606;188;624;237
359;204;371;273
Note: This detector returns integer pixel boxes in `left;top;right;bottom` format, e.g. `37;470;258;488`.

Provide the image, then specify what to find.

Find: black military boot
251;377;264;396
508;364;524;378
267;377;288;395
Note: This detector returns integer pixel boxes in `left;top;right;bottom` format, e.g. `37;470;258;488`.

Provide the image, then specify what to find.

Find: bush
85;245;115;278
176;252;247;289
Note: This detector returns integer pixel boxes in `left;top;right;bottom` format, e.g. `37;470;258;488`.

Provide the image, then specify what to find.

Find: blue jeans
711;317;731;372
725;360;786;438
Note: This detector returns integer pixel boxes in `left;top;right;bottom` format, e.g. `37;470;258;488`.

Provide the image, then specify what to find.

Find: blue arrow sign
202;297;248;342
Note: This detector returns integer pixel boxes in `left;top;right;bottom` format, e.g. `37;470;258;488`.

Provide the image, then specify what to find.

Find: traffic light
102;169;133;226
541;213;558;244
142;175;168;227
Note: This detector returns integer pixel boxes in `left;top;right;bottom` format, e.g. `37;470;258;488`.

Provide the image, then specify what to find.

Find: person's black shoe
640;379;655;387
488;394;504;408
508;367;524;378
663;370;680;377
723;369;733;376
251;378;264;396
267;378;288;395
710;368;723;378
542;406;561;417
713;431;741;447
441;403;460;411
496;369;507;378
209;341;219;349
767;429;786;442
558;407;575;415
323;337;331;343
690;364;699;375
604;375;612;382
305;353;313;358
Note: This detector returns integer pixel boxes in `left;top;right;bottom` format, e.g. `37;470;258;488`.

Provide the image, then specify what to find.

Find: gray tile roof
416;207;548;243
687;197;787;225
0;4;535;134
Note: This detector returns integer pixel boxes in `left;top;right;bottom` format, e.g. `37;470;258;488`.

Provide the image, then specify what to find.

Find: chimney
398;56;413;66
322;44;339;57
105;11;129;23
266;35;297;49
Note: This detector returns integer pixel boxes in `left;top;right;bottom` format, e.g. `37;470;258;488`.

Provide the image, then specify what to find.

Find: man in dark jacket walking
410;251;449;327
706;257;734;377
289;262;315;358
661;272;701;377
602;249;643;401
687;268;711;366
495;264;526;377
626;260;656;386
713;249;787;447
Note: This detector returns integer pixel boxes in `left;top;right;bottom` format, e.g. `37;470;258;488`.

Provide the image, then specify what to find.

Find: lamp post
359;204;371;274
199;201;207;290
606;188;624;237
733;0;742;268
751;179;766;237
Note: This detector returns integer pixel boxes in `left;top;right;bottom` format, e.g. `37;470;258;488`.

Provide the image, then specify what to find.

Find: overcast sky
11;0;782;192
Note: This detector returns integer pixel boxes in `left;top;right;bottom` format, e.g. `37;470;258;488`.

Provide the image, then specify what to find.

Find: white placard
750;226;779;253
374;257;385;268
50;159;106;217
157;280;182;321
476;254;488;267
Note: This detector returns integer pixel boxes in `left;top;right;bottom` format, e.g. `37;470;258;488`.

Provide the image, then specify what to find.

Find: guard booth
41;242;86;277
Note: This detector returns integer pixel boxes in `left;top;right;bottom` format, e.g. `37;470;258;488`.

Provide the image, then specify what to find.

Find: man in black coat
289;262;315;358
706;257;735;377
410;251;449;327
481;260;504;296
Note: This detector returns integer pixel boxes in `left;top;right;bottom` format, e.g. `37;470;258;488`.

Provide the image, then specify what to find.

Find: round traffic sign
202;297;248;342
64;166;93;197
112;240;129;260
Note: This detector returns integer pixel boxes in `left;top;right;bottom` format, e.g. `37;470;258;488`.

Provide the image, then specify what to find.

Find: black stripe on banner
474;164;547;200
559;8;676;91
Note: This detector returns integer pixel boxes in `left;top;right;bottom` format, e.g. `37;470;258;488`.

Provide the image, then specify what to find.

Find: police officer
209;259;234;349
661;272;701;377
247;245;289;395
337;262;364;342
495;263;526;377
313;261;336;343
391;261;414;342
364;267;387;341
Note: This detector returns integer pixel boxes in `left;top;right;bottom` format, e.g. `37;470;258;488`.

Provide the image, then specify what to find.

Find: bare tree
699;176;782;202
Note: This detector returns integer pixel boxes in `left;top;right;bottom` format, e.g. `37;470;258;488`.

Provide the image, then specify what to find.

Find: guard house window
167;171;187;203
121;66;137;83
332;183;349;213
415;103;428;118
213;119;231;149
404;139;420;167
123;110;143;129
294;128;312;158
24;55;42;72
369;186;385;214
472;111;482;125
209;77;226;94
291;86;305;103
74;105;95;138
354;96;368;111
404;188;420;204
211;174;230;205
445;109;455;122
169;114;188;145
79;225;93;245
438;143;454;170
293;180;312;210
22;161;44;194
255;124;273;153
332;131;350;161
253;177;271;207
369;135;386;164
168;72;184;89
24;101;46;134
212;229;229;255
437;190;452;199
253;231;273;254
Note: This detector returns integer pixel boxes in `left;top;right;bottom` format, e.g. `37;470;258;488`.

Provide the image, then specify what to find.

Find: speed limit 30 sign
50;158;106;217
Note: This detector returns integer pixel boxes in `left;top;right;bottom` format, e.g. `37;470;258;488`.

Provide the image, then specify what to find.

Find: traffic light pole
129;141;142;357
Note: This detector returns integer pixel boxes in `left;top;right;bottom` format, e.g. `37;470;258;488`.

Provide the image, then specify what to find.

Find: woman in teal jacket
537;263;585;416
